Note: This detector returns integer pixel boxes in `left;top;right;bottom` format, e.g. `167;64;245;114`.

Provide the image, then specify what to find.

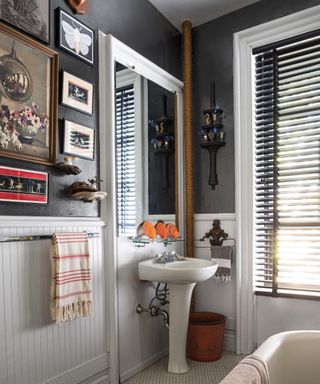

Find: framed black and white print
58;8;94;65
63;120;95;160
0;0;50;43
61;71;93;115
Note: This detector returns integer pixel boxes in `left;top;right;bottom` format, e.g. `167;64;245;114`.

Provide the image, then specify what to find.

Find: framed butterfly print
58;8;94;65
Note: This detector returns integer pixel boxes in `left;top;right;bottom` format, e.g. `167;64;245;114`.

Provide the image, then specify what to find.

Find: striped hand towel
50;232;93;324
211;245;233;282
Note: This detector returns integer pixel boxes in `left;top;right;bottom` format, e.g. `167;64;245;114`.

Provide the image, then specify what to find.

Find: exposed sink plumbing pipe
136;282;169;329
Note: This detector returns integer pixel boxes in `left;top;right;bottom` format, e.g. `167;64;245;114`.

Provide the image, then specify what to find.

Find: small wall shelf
200;81;226;190
128;235;184;248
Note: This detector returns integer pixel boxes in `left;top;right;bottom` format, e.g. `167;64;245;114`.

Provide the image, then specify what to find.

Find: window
116;84;136;236
115;70;144;237
253;31;320;298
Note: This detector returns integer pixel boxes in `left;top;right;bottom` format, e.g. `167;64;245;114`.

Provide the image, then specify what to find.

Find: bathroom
0;0;320;383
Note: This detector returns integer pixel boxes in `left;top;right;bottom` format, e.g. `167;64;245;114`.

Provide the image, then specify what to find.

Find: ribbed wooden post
182;20;194;260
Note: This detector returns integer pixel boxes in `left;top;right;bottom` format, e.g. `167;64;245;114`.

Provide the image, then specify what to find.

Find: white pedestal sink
138;257;217;373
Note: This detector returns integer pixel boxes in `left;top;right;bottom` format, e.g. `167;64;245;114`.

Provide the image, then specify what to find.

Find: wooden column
182;20;194;259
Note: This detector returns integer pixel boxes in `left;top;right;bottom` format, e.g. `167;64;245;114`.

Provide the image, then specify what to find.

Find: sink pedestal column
167;282;196;373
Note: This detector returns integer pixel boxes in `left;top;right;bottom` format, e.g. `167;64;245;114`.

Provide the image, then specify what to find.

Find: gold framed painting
0;22;58;165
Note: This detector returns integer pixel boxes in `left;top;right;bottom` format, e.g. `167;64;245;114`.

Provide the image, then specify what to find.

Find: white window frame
234;4;320;354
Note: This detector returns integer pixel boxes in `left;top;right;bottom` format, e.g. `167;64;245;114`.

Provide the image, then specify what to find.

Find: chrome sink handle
155;251;185;264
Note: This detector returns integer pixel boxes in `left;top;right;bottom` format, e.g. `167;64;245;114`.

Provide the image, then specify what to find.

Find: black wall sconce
150;95;174;190
200;81;225;190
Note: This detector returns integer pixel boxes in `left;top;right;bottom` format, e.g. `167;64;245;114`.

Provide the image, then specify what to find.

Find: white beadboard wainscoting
118;237;184;383
0;217;109;384
194;213;237;352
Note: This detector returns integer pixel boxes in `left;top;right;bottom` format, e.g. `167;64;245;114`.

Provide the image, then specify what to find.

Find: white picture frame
61;71;93;115
63;119;95;160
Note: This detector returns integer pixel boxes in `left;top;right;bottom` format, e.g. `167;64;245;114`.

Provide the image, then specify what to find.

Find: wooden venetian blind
253;30;320;298
116;85;136;236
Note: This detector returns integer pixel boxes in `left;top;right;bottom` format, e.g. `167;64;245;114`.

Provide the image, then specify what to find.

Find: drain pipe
136;283;170;328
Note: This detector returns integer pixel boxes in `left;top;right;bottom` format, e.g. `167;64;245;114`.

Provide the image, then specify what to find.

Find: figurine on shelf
67;176;107;203
56;156;82;175
137;221;156;240
155;220;168;239
200;219;228;246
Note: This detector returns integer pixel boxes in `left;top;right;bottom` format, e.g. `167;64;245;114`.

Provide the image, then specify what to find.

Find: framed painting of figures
0;0;50;43
0;165;48;204
0;23;58;165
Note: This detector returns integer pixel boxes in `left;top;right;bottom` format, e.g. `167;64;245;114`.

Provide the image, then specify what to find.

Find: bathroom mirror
115;63;177;236
98;32;184;240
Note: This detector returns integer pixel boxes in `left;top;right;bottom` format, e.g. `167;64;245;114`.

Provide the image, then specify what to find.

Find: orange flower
155;221;168;239
167;223;179;239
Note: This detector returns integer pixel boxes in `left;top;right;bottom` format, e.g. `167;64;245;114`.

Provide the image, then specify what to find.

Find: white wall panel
117;237;183;382
0;219;109;384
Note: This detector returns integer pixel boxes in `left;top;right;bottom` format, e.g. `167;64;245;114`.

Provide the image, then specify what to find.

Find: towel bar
0;232;100;243
195;238;236;248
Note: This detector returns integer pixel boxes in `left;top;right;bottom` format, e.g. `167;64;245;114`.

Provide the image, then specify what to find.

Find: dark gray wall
0;0;181;216
148;81;175;215
193;0;320;213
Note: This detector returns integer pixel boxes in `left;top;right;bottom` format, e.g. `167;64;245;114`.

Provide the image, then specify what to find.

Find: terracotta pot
186;312;226;362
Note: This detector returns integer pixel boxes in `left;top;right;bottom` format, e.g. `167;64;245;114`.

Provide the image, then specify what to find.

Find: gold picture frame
0;22;58;165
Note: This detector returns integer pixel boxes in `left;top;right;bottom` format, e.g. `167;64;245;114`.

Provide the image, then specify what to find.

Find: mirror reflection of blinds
253;30;320;298
116;85;136;236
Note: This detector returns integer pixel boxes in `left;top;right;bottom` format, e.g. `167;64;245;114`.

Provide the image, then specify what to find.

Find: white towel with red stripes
50;232;93;324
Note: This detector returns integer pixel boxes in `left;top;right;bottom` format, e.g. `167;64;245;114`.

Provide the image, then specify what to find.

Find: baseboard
120;348;169;383
224;329;236;352
44;353;110;384
88;374;110;384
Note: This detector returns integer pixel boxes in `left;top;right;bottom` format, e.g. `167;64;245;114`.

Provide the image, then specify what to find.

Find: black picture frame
63;119;95;160
0;0;50;44
58;8;94;65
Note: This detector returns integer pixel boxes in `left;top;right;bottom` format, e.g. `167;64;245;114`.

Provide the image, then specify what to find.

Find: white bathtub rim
254;330;320;365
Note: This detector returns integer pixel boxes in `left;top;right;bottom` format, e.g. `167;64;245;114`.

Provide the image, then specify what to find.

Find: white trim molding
120;348;168;383
44;353;110;384
234;4;320;355
0;216;106;228
194;213;236;222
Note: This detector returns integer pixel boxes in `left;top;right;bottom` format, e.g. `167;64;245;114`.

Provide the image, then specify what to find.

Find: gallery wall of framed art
0;0;98;217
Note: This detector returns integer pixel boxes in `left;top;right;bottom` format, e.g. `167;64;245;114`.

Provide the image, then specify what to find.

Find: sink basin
138;257;217;283
138;256;217;374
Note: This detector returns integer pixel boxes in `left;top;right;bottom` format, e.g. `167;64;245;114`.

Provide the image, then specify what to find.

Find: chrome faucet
155;251;184;264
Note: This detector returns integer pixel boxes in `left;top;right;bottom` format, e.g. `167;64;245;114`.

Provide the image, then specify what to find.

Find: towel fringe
52;300;93;325
213;274;231;282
